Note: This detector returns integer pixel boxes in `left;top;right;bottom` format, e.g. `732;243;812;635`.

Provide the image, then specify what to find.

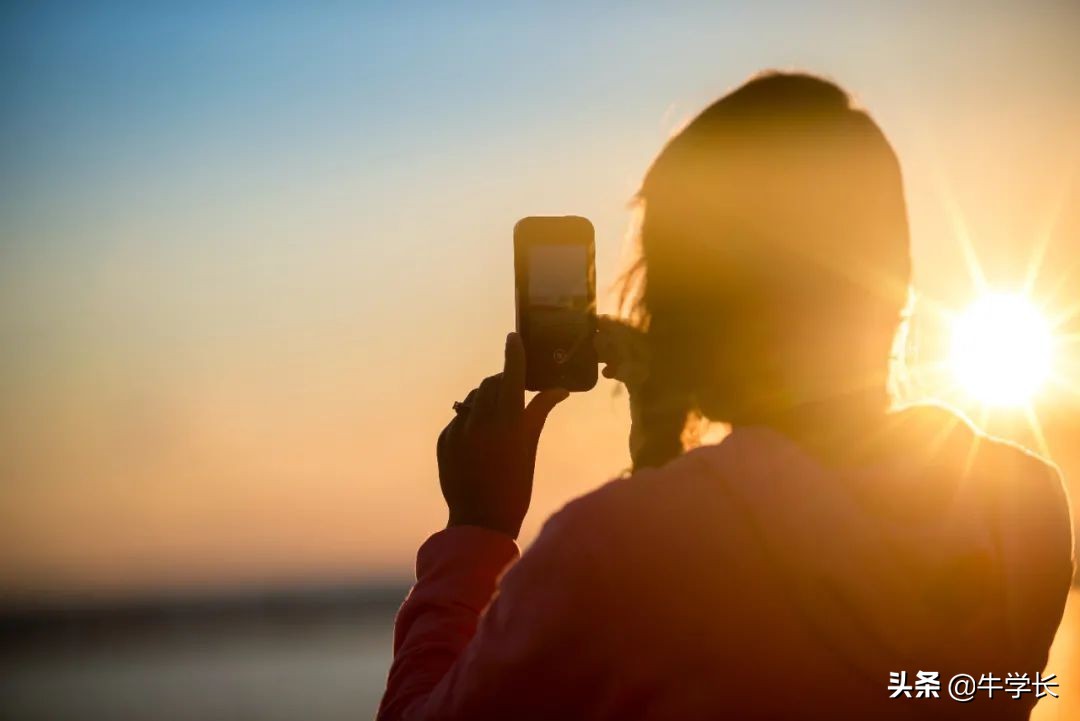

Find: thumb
523;388;569;438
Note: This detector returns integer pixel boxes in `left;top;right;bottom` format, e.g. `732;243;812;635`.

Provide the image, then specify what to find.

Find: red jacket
378;406;1073;720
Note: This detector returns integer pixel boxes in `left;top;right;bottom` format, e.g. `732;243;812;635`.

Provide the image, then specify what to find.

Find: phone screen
514;217;597;392
528;245;589;308
527;244;591;363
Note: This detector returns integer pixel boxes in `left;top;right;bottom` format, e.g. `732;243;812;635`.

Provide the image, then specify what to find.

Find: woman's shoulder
552;446;720;514
893;402;1063;488
533;441;753;563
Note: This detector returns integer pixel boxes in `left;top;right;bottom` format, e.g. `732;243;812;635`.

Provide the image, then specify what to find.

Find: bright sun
950;293;1053;407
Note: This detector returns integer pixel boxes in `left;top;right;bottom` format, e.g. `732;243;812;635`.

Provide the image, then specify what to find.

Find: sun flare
950;293;1053;407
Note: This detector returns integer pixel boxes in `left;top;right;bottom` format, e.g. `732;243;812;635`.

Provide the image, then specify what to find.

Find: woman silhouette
378;72;1073;720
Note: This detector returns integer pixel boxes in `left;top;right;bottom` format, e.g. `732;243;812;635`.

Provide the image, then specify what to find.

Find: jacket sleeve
375;510;614;721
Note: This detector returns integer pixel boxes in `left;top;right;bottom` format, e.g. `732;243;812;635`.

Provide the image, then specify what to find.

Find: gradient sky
1;1;1078;599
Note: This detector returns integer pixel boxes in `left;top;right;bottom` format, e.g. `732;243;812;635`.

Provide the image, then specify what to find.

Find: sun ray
1022;166;1073;296
1046;370;1080;402
1048;297;1080;331
929;162;988;295
926;411;962;458
1023;405;1051;459
961;409;987;479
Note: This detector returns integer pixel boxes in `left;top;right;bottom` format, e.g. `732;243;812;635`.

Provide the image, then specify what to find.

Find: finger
455;385;482;431
467;374;502;431
448;387;477;427
593;316;618;364
523;387;570;439
595;315;618;333
595;315;645;365
454;386;480;415
501;332;526;418
438;411;466;457
437;422;450;457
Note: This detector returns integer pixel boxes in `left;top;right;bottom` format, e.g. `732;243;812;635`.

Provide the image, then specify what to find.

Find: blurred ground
0;585;402;721
1;587;1077;720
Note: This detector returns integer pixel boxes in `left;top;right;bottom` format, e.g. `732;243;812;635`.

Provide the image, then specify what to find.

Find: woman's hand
594;315;650;393
436;333;568;539
594;316;653;463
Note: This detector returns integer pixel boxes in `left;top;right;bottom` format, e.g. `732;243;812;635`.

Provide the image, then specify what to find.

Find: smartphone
514;216;598;392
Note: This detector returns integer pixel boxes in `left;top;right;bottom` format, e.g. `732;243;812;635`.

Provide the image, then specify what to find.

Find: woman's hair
621;71;912;469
